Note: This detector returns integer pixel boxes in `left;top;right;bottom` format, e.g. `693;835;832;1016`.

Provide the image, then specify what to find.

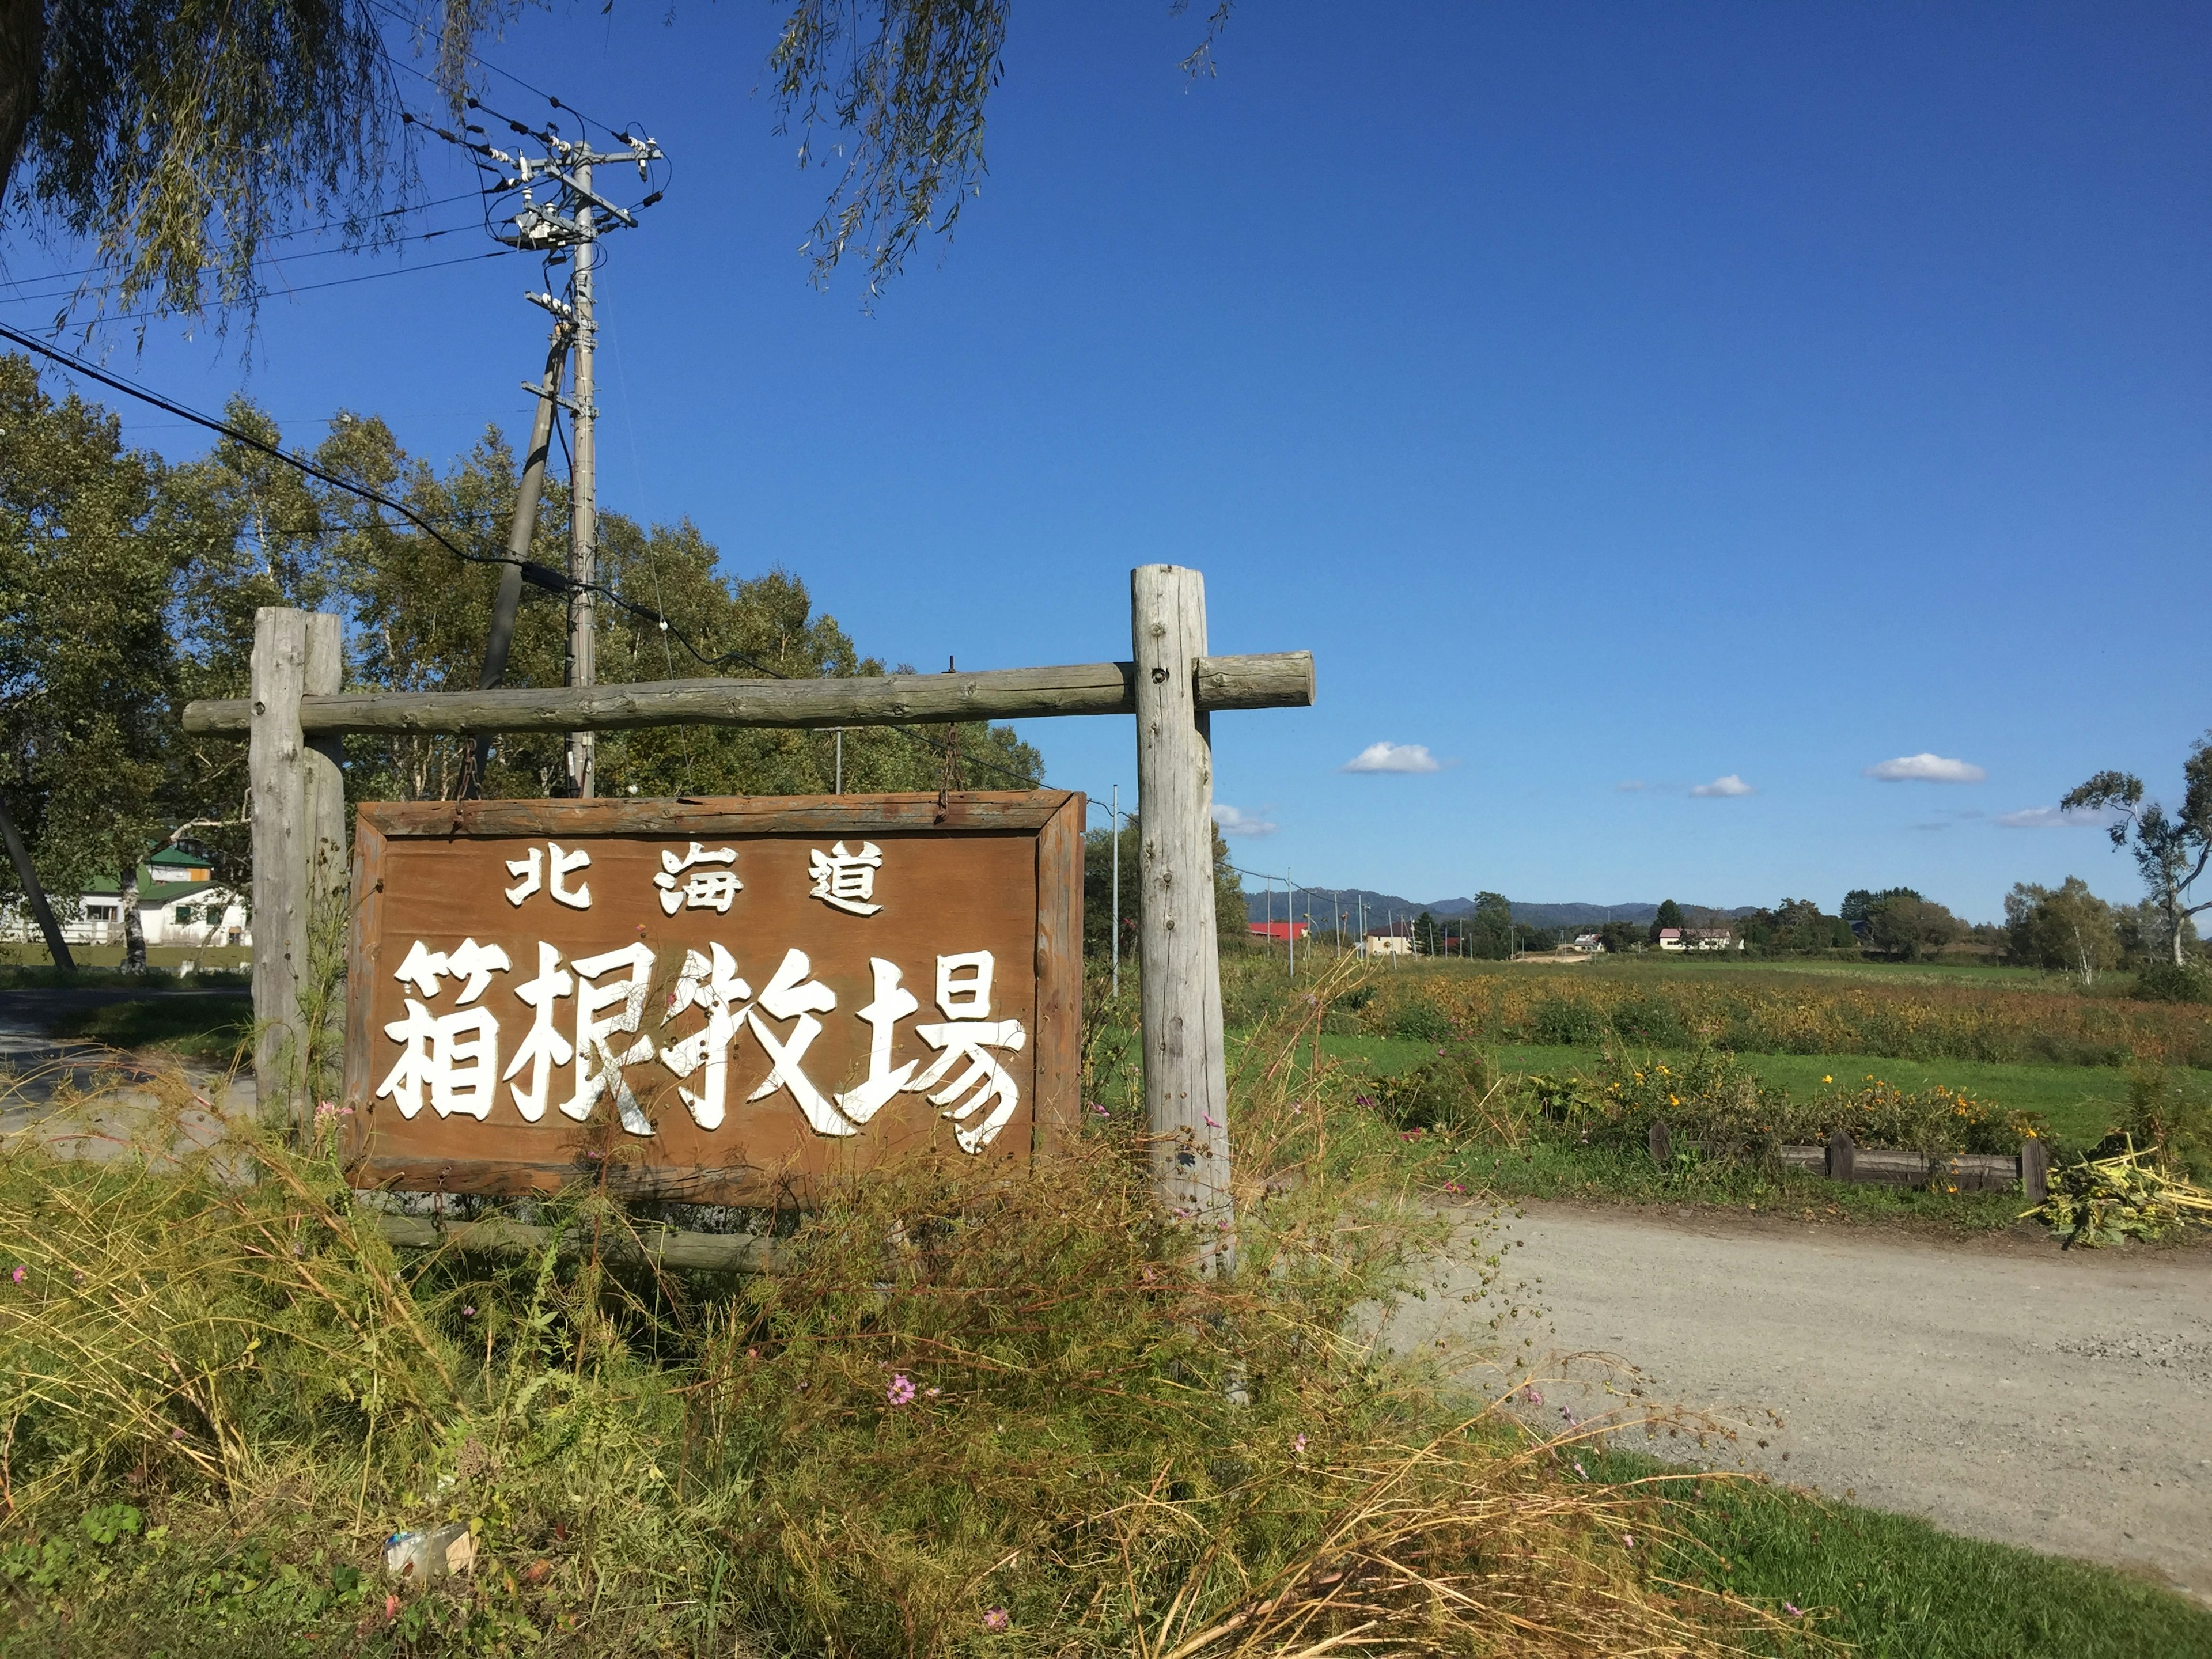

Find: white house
1357;934;1413;959
1570;932;1604;953
7;843;252;949
1658;926;1737;953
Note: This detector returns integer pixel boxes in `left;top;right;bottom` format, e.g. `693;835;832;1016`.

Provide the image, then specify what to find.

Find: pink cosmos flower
887;1373;916;1406
1292;1433;1308;1455
9;1266;22;1285
1785;1603;1804;1618
982;1608;1010;1632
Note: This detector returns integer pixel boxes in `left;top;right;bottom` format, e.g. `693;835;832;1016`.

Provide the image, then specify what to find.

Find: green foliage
50;994;251;1061
0;1029;1786;1658
2003;877;2120;976
1372;1041;1498;1134
12;0;1066;323
1581;1448;2212;1659
1862;892;1962;963
2032;1142;2203;1247
0;355;169;929
1530;1047;2046;1162
2122;1064;2212;1183
2131;959;2212;1005
2065;736;2212;969
0;357;1044;925
1532;995;1606;1046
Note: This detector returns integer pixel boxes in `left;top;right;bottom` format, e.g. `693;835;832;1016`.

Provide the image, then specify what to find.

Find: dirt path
1389;1200;2212;1600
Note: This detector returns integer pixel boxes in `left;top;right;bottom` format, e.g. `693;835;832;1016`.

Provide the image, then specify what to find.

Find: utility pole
566;157;598;797
444;104;664;798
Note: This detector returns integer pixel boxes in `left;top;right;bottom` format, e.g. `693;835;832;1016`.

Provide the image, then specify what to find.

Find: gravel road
1389;1200;2212;1601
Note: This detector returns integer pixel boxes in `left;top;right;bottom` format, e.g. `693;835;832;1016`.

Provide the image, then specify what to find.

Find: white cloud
1866;753;1987;784
1615;779;1647;793
1340;741;1444;775
1996;805;2106;830
1211;802;1278;838
1689;774;1755;798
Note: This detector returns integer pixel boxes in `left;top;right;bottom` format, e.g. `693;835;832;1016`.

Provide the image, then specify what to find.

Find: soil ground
1390;1198;2212;1602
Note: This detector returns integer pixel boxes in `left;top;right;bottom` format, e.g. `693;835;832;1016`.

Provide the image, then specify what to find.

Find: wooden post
251;608;345;1134
1132;566;1234;1274
1827;1125;1855;1184
2021;1135;2049;1206
1649;1119;1672;1168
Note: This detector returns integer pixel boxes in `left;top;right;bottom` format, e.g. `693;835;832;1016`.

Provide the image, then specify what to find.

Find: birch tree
2063;737;2212;969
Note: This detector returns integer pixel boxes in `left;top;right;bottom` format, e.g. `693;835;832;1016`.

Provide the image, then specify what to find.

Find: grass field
1578;1448;2212;1659
1315;1033;2148;1149
48;995;252;1064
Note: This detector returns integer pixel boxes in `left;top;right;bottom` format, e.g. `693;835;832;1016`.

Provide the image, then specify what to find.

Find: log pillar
251;608;347;1135
1132;566;1234;1274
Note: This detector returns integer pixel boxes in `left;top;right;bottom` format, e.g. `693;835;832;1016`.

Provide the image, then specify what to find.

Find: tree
2063;738;2212;968
2004;877;2120;982
1842;886;1919;923
1468;892;1512;960
5;2;1221;320
1863;892;1960;962
1596;919;1642;955
0;353;171;967
1647;897;1684;944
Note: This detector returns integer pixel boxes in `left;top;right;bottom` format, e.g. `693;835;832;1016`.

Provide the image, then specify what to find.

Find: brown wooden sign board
340;791;1082;1206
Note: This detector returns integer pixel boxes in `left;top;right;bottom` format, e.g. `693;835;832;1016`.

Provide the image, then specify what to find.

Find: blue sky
7;2;2206;922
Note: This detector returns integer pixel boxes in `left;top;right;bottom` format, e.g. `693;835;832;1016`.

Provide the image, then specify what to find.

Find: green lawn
1317;1035;2146;1147
49;995;253;1063
1581;1447;2212;1658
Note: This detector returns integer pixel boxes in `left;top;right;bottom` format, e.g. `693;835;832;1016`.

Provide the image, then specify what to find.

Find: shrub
1531;995;1605;1046
1387;998;1455;1042
1373;1043;1502;1135
2123;1064;2212;1183
1523;1048;2047;1161
2132;960;2212;1004
1;1021;1794;1657
1604;997;1688;1048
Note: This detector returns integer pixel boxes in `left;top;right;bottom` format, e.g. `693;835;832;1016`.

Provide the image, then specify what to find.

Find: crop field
1321;1034;2146;1150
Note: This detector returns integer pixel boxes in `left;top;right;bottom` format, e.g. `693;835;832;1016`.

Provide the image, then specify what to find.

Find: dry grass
0;976;1827;1657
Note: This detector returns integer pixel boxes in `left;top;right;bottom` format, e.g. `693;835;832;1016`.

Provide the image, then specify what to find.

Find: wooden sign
340;791;1082;1205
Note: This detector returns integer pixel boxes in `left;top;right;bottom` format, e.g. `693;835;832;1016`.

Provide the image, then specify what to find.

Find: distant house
1659;927;1737;953
4;840;252;949
1358;934;1412;959
1570;932;1604;953
1248;920;1311;942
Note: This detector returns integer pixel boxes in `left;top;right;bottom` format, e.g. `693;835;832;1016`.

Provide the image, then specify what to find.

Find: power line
0;191;487;297
0;249;524;327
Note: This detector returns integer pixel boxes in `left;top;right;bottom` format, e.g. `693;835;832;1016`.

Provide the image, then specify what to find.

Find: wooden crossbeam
183;651;1313;737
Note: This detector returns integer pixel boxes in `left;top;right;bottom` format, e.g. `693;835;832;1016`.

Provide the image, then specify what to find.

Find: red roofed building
1248;920;1311;942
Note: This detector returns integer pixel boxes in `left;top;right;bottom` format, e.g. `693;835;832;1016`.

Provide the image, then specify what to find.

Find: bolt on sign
341;792;1082;1203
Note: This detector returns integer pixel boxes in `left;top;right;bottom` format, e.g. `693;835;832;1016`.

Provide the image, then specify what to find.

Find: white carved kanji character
502;942;574;1121
548;842;593;910
906;950;1025;1153
653;843;742;915
808;841;884;916
392;938;510;1002
503;847;543;907
561;942;656;1134
743;948;849;1136
833;957;919;1127
393;939;450;997
376;1001;501;1120
657;942;752;1130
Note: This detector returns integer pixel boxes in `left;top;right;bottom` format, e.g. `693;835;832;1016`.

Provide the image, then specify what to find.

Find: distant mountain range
1241;891;1756;933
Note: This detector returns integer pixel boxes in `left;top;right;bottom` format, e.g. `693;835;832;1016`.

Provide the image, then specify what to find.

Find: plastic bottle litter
384;1522;476;1579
